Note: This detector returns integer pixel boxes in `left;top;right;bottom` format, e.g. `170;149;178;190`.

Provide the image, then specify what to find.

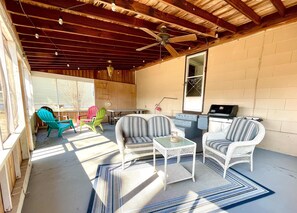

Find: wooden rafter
159;0;237;33
77;0;216;37
224;0;261;25
270;0;286;17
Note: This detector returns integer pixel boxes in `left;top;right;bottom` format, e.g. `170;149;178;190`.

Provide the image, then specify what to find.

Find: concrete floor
22;123;297;213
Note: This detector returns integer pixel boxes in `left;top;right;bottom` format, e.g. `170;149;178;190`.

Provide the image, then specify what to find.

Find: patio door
183;51;207;113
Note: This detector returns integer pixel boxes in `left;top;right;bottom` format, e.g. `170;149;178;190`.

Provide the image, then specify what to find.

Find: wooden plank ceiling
5;0;297;72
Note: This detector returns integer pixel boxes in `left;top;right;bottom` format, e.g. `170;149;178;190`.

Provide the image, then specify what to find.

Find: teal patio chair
37;108;76;137
80;107;106;133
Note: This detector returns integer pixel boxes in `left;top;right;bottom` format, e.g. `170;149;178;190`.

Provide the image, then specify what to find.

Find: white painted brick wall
206;22;297;156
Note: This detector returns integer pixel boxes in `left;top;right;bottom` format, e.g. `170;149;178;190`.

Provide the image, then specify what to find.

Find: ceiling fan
136;25;197;57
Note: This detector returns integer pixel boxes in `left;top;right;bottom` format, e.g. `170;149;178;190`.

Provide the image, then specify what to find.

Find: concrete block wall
205;22;297;156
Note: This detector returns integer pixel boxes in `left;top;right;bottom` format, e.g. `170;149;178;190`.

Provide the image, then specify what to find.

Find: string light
111;0;116;12
58;16;63;25
18;1;72;68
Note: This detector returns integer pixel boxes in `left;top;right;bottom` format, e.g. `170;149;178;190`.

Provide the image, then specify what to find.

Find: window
57;79;77;111
78;81;95;110
32;76;58;111
183;51;207;112
0;35;20;141
0;64;9;141
23;66;35;116
5;42;18;129
32;75;95;112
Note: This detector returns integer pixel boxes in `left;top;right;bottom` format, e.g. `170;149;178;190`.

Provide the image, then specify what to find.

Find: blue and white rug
88;155;274;213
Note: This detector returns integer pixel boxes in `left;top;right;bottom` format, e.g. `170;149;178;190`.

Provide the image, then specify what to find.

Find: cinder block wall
205;22;297;156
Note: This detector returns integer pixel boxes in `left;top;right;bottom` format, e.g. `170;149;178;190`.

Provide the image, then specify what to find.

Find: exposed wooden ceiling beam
224;0;261;25
21;43;161;56
270;0;286;17
23;47;160;60
25;53;157;61
19;35;183;53
18;0;158;30
5;1;154;40
23;48;159;59
28;60;143;64
12;20;156;46
159;0;237;33
80;0;216;37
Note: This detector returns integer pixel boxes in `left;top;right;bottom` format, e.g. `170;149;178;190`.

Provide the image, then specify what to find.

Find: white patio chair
202;117;265;178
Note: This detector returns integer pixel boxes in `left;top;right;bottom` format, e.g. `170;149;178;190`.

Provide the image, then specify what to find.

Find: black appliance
208;104;238;118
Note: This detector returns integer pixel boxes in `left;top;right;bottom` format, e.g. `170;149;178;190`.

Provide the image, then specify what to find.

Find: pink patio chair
77;106;98;125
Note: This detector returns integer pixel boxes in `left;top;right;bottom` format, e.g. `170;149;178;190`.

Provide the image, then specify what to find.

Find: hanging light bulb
35;33;39;39
67;64;70;67
55;51;58;56
111;0;116;12
58;16;63;25
78;67;80;70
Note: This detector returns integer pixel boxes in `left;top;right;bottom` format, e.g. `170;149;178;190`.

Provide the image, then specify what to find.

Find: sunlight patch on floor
31;145;66;161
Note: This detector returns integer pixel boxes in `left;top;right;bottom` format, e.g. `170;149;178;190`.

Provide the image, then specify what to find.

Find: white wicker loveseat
115;114;184;169
202;117;265;178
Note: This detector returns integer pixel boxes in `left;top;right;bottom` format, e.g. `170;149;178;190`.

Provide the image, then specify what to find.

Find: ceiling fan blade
136;43;159;51
164;44;179;57
168;34;197;43
140;28;162;41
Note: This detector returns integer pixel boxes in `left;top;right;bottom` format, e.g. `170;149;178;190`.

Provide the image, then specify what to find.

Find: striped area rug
88;155;273;213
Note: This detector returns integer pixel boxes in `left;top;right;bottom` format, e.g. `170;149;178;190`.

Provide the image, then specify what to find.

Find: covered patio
1;0;297;212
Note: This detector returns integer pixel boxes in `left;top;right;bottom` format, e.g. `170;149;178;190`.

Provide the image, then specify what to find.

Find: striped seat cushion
148;116;171;138
206;139;233;154
121;116;148;138
226;118;259;142
125;136;153;148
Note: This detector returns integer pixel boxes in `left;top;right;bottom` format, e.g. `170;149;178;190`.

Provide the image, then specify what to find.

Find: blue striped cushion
206;139;233;154
121;116;148;137
226;118;259;142
148;116;171;138
125;136;153;148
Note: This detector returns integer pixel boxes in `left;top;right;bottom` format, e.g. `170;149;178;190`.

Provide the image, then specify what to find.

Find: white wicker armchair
202;118;265;178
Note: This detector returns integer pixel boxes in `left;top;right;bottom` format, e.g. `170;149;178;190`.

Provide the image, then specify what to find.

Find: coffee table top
153;136;195;149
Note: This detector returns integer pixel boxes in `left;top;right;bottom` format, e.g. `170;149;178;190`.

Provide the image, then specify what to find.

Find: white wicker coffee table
153;136;196;190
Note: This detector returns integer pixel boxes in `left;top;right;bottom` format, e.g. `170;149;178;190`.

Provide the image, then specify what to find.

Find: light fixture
35;33;39;39
107;60;114;79
55;51;58;56
78;67;80;70
58;16;63;25
67;64;70;67
111;0;116;12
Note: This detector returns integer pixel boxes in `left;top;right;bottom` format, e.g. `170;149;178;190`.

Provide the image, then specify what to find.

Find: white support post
0;164;13;212
13;148;21;179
